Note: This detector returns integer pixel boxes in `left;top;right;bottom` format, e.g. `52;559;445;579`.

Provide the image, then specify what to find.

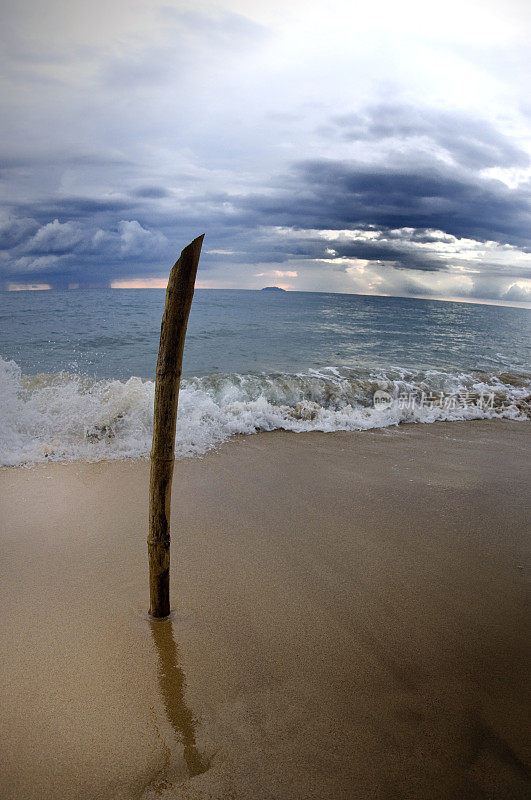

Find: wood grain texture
148;234;204;617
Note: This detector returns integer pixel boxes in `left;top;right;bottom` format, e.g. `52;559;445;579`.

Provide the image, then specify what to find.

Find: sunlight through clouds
0;0;530;305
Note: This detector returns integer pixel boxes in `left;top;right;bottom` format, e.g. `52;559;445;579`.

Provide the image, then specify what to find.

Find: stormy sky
1;0;530;306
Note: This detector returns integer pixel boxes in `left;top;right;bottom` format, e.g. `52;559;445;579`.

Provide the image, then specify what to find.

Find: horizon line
2;285;529;310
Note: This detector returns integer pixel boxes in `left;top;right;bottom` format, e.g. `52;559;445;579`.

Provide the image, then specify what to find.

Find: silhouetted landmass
261;286;287;292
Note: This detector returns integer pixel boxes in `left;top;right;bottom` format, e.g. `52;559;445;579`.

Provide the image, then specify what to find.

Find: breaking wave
0;356;529;467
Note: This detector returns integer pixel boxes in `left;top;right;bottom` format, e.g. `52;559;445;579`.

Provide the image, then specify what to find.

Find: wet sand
0;420;530;799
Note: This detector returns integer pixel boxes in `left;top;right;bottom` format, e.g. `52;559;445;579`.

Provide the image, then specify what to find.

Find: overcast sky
1;0;530;306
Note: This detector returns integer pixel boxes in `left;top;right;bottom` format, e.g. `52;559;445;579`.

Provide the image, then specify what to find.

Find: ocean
0;289;529;466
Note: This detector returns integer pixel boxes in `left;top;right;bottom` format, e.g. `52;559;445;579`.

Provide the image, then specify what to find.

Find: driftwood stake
148;234;204;617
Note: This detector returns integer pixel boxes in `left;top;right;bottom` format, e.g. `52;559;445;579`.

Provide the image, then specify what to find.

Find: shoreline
2;351;529;467
1;420;530;799
1;414;529;471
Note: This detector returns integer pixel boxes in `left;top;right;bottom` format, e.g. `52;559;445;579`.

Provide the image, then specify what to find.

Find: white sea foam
0;357;528;466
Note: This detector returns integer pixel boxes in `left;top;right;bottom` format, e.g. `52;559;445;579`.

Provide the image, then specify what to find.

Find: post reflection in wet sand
149;618;210;777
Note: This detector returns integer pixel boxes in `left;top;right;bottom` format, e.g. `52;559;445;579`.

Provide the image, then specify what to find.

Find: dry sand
0;420;530;800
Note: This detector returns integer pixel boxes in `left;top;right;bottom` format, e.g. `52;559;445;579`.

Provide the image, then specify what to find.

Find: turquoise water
0;290;529;466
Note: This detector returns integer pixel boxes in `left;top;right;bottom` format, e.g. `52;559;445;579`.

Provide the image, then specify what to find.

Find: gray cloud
24;219;85;255
0;214;39;250
329;104;529;170
2;146;531;292
99;8;268;91
133;186;171;199
503;283;531;302
0;1;530;304
238;160;531;249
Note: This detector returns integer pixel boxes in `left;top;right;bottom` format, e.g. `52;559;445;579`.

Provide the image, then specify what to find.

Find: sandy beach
0;420;529;799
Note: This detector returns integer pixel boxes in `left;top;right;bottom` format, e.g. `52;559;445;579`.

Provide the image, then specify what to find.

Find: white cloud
117;220;167;257
25;220;83;254
502;282;531;302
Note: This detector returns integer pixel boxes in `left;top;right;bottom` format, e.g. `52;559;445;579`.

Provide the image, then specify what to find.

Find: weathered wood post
148;234;204;617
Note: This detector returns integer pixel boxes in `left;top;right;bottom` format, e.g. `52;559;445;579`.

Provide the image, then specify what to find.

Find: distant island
261;286;287;292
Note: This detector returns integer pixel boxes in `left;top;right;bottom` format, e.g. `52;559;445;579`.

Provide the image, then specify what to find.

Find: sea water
0;289;529;466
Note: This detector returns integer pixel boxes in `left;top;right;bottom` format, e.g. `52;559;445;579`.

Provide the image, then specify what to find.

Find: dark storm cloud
328;104;529;170
0;215;39;250
1;40;530;298
12;196;139;225
0;209;173;288
199;229;448;272
133;186;171;199
330;241;445;271
239;160;531;249
2;147;530;289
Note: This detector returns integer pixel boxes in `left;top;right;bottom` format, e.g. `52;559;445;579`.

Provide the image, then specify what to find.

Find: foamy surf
0;357;528;467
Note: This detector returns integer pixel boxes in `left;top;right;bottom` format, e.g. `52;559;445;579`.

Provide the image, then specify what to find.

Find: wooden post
148;234;204;617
